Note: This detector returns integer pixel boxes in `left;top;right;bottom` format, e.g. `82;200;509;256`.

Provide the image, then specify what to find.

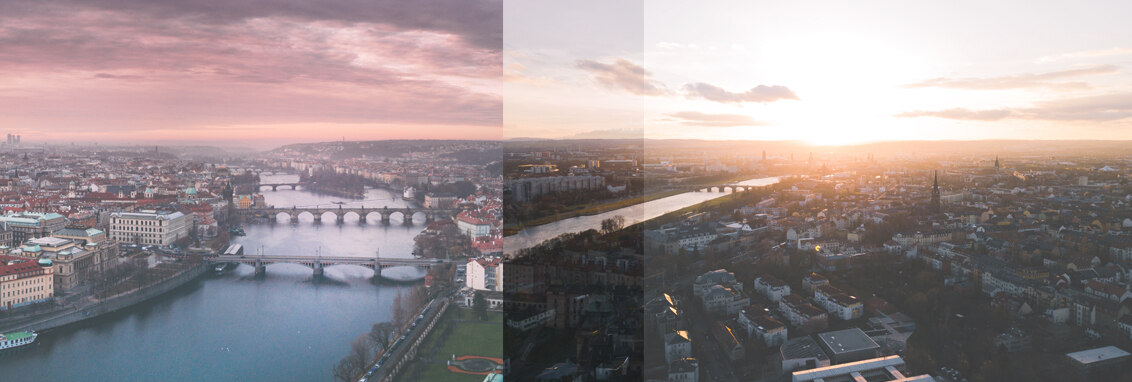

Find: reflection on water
0;173;425;381
506;177;780;253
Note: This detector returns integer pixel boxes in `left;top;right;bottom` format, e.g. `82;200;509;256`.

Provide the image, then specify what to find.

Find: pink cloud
0;1;501;144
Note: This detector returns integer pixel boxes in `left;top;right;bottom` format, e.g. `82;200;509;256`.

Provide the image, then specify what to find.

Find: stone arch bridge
675;184;763;192
238;206;457;224
207;255;455;277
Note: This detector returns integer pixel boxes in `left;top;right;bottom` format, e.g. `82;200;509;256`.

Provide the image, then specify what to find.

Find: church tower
994;155;1000;171
931;171;941;213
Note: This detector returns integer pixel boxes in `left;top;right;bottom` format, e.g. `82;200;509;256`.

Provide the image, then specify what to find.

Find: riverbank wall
0;263;209;333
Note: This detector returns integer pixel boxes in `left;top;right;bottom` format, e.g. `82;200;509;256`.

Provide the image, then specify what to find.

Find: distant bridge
675;184;764;192
236;206;457;224
207;255;455;276
255;182;308;191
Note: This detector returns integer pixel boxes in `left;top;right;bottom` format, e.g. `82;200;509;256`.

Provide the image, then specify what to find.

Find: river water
504;177;780;253
0;174;425;381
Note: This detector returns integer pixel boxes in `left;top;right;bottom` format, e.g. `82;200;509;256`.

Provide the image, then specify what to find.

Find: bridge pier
381;215;390;224
254;258;266;276
359;214;367;224
271;185;278;191
313;260;324;277
312;214;322;224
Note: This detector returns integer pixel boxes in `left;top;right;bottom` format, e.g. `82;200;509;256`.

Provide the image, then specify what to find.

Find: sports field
411;308;503;382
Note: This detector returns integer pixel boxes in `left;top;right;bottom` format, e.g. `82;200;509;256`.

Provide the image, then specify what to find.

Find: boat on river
0;331;37;351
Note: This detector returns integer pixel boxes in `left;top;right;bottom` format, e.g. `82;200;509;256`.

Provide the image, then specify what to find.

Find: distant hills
503;138;1132;157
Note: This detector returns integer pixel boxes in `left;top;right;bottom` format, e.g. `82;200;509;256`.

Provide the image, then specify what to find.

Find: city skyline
0;0;503;147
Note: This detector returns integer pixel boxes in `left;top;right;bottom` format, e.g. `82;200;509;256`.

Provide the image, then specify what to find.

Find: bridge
236;206;458;224
255;182;308;191
207;255;456;276
674;183;763;192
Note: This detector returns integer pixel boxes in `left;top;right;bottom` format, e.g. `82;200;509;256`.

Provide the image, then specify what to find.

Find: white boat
402;186;416;201
0;331;37;350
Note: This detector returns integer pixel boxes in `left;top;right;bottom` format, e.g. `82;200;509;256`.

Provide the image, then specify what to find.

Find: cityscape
1;1;1131;382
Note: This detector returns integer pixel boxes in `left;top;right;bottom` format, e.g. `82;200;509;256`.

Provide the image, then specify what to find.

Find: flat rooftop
1066;346;1131;365
817;328;880;355
781;336;830;361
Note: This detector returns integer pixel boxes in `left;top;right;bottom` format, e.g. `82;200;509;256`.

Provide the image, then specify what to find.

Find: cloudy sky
0;0;501;148
505;0;1132;143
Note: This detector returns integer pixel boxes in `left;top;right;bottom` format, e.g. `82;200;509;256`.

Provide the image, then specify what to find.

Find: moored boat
0;331;38;351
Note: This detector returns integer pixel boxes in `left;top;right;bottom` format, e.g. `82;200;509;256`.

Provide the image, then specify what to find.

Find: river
0;174;425;381
505;177;780;253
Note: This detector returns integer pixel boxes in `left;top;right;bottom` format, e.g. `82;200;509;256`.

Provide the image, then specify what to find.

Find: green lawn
412;308;503;382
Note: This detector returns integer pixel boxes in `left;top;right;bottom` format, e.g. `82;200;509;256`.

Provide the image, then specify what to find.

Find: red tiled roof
0;256;45;277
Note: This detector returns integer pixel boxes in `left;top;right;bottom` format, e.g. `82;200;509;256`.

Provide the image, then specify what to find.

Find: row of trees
332;286;429;381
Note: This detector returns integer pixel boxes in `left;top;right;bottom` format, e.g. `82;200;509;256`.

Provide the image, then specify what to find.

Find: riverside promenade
0;261;209;334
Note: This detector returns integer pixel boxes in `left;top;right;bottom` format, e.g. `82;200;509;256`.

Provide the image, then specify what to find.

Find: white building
693;269;740;297
664;331;692;364
109;210;189;246
701;285;749;316
813;285;864;320
737;310;788;347
465;256;503;292
754;275;792;302
456;211;494;238
791;355;934;382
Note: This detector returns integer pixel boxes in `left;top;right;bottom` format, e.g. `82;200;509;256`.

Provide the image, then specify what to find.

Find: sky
504;0;1132;144
0;0;502;148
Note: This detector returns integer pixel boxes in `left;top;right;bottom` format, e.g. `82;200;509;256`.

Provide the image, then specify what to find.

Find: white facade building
109;210;189;246
466;256;503;292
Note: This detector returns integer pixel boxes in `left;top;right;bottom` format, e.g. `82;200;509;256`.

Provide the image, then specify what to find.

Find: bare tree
392;289;407;329
601;215;626;235
347;335;371;376
332;357;356;382
369;321;394;353
406;285;427;313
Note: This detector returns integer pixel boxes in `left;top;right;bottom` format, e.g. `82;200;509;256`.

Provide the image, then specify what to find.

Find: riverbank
503;189;685;236
505;176;782;254
0;262;209;334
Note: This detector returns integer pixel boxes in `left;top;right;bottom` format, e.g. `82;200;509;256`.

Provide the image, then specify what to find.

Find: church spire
931;171;941;213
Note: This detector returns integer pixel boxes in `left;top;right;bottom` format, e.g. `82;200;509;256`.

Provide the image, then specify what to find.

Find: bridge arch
273;211;295;223
388;210;407;224
363;211;385;224
341;211;362;223
294;210;317;222
316;210;339;222
411;211;428;224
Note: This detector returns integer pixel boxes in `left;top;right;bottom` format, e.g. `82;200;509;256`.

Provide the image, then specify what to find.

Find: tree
369;322;394;353
601;215;626;235
406;285;427;313
332;357;355;382
347;335;371;377
392;289;407;329
473;291;488;320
